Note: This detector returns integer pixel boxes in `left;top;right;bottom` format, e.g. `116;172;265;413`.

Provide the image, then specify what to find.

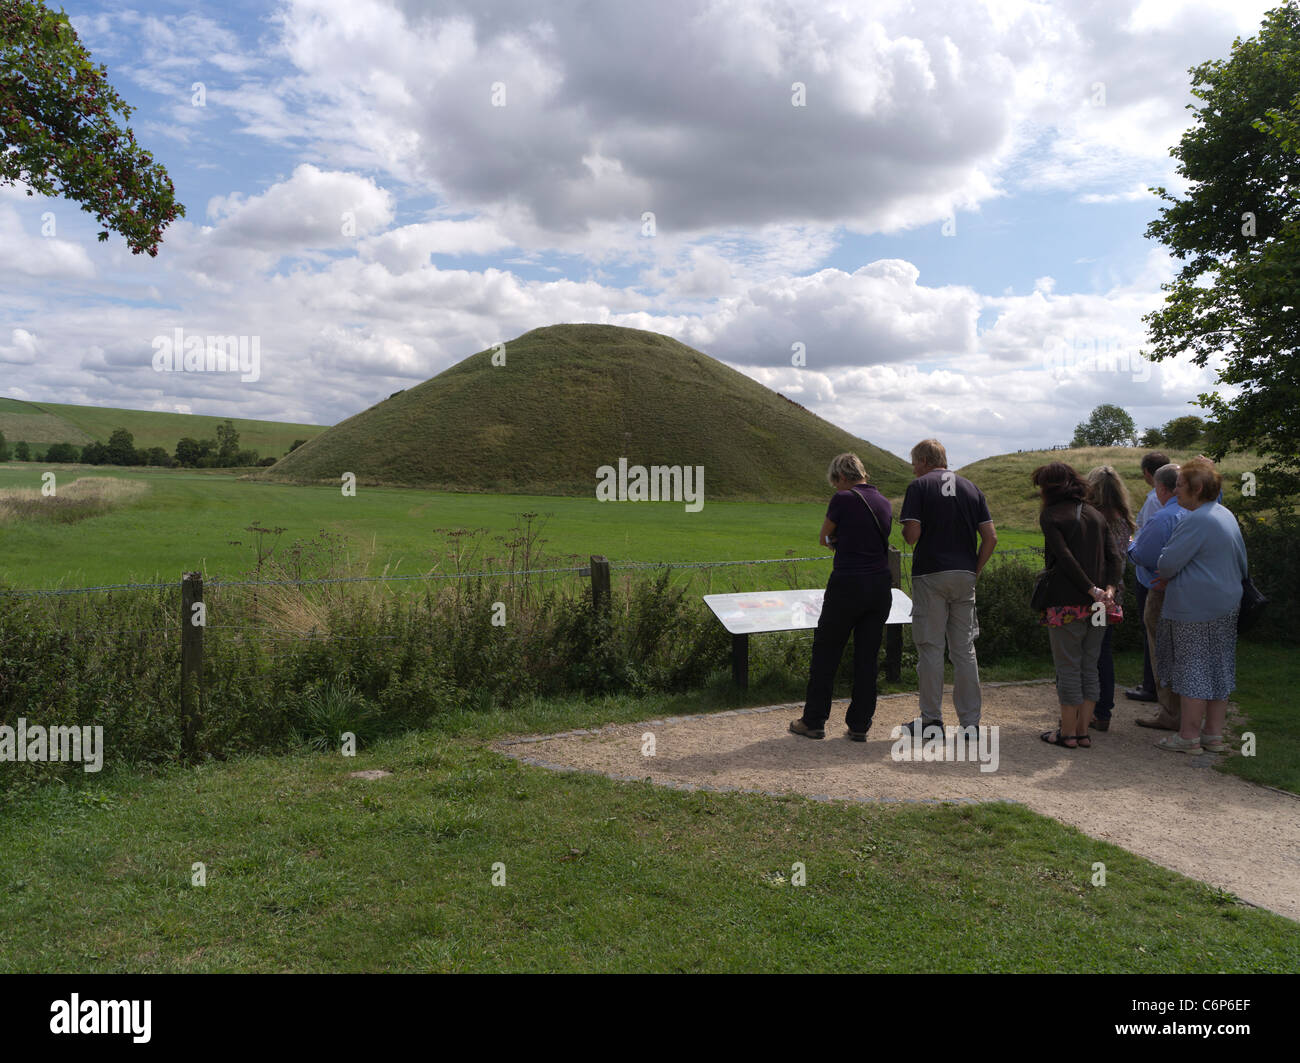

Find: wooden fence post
180;571;204;758
886;547;902;682
589;556;611;614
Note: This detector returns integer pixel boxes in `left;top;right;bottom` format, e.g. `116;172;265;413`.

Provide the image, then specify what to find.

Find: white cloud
205;164;395;250
701;260;979;368
359;217;518;271
0;328;40;365
0;203;96;279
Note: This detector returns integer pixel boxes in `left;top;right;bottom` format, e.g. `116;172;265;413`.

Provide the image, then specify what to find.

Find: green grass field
0;463;1043;589
1;654;1296;973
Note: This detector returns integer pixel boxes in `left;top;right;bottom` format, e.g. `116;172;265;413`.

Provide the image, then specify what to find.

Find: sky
0;0;1280;468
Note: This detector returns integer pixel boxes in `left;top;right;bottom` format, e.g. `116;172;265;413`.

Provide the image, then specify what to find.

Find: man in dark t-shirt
899;439;997;736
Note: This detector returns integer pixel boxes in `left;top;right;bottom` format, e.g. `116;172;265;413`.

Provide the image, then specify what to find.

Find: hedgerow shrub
1238;508;1299;645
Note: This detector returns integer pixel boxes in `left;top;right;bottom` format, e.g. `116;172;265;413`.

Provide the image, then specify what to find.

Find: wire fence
0;547;1049;654
0;547;1044;599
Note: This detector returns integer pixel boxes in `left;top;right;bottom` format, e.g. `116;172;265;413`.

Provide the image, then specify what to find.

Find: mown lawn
1218;640;1300;794
1;647;1296;973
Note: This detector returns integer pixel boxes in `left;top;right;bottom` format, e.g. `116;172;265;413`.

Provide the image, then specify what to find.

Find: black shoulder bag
1239;574;1267;633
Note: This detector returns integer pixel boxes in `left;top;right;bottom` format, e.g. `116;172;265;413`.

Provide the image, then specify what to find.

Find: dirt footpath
496;681;1300;922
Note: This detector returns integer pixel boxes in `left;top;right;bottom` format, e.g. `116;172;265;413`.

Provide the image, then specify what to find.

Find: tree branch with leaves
1143;2;1300;503
0;0;184;255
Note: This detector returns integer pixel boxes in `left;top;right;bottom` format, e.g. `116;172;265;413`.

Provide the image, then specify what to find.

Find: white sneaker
1156;734;1204;755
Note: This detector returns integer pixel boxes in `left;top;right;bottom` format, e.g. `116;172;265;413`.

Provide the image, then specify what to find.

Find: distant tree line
0;424;310;467
1070;404;1220;450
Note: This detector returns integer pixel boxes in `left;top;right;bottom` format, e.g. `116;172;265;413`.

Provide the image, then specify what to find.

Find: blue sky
0;0;1279;467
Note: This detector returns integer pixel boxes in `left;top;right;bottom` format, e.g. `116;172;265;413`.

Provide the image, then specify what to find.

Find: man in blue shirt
1127;463;1186;730
1124;451;1169;703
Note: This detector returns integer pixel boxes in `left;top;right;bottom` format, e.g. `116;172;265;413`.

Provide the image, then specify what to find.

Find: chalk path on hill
496;680;1300;923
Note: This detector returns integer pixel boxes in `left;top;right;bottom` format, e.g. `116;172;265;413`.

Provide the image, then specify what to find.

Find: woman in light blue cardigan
1152;458;1248;755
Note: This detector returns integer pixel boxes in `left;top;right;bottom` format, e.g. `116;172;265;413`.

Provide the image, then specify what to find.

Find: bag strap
850;485;890;550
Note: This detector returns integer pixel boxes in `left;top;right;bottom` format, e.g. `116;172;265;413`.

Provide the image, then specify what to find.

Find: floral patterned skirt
1156;612;1238;701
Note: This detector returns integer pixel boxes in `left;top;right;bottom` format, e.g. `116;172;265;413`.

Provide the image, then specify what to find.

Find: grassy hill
0;396;326;459
263;323;911;502
957;446;1264;532
0;397;96;447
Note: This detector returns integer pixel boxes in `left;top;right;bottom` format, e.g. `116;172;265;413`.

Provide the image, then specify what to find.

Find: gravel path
496;680;1300;922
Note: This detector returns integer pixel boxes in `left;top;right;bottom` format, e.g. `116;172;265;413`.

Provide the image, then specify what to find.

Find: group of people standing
789;439;994;741
789;442;1248;756
1036;451;1247;754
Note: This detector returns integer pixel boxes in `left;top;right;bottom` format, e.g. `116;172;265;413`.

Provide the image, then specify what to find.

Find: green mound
263;323;910;501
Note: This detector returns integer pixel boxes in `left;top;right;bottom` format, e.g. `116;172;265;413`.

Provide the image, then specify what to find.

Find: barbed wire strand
0;547;1044;598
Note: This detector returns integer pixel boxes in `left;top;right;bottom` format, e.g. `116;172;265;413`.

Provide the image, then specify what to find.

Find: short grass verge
1;707;1296;973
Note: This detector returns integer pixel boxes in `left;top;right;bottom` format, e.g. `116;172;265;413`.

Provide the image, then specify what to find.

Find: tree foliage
1162;415;1207;448
80;440;107;464
216;420;239;462
0;0;184;255
104;426;137;465
1143;2;1300;501
1072;403;1137;447
44;441;79;462
174;437;204;467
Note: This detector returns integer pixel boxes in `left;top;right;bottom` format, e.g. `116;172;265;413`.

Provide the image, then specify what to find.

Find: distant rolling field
0;396;327;458
0;463;1044;590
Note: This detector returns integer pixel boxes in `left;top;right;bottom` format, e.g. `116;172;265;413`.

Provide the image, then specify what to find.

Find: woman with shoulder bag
790;453;893;742
1032;462;1125;750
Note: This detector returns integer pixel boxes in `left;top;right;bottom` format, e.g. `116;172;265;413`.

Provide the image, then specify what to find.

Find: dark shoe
1089;718;1109;732
1074;733;1091;748
899;718;944;738
1124;687;1157;703
846;727;869;742
789;719;824;739
1135;714;1178;731
1041;728;1076;749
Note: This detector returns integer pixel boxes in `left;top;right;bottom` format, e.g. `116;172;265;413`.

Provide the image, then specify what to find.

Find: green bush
973;559;1050;661
1239;508;1299;644
294;678;376;752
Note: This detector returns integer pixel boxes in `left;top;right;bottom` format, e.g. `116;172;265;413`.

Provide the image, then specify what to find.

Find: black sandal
1074;733;1092;748
1041;728;1076;749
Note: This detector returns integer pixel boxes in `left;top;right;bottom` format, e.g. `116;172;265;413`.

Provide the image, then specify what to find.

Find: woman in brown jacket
1033;462;1125;749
